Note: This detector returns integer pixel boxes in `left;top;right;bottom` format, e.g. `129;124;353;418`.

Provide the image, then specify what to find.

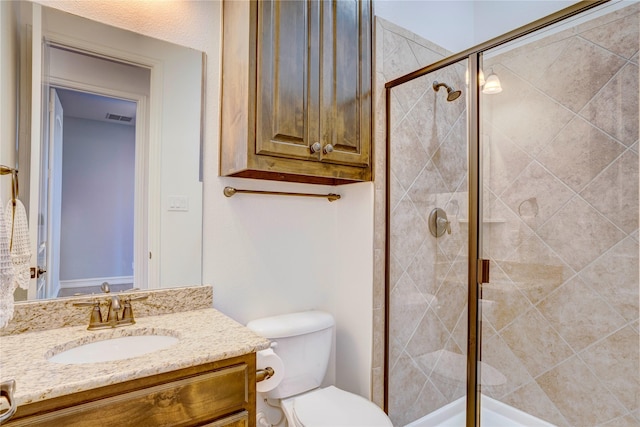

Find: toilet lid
292;386;392;427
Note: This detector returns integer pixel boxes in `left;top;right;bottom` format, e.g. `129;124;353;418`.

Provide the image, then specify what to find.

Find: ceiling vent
106;113;133;122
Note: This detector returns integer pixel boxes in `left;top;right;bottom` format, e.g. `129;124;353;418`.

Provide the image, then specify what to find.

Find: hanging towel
0;206;15;328
6;199;31;291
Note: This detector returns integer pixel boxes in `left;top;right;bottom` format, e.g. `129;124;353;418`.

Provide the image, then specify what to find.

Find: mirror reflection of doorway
49;88;136;298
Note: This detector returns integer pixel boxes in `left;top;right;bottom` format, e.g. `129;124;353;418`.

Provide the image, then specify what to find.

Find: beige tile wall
375;3;639;426
481;4;639;426
374;17;470;426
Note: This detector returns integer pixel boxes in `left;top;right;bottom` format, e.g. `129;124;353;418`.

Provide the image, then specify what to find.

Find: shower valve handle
429;208;451;238
438;217;451;234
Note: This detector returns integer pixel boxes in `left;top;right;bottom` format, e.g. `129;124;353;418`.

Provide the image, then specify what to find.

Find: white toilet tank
247;311;334;400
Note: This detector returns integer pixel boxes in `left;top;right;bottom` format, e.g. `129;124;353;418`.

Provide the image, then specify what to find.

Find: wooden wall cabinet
220;0;372;185
5;354;256;427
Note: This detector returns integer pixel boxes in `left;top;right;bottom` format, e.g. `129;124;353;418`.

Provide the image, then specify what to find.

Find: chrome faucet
73;283;148;330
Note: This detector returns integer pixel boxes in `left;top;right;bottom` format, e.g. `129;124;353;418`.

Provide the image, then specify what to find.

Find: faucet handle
73;300;103;328
121;299;134;323
120;297;142;324
72;300;98;307
126;294;149;302
120;294;148;324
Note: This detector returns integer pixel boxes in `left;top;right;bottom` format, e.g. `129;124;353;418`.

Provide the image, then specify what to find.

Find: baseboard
59;276;134;289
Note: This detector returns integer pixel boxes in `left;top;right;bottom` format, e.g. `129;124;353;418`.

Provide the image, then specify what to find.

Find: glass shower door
479;3;639;426
387;58;470;426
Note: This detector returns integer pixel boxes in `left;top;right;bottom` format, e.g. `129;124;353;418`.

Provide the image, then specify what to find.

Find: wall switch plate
168;195;189;211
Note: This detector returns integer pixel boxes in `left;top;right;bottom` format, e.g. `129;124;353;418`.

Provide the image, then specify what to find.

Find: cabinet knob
323;144;334;154
310;142;321;154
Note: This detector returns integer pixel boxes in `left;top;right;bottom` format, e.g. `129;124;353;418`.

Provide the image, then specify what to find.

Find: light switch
168;195;189;211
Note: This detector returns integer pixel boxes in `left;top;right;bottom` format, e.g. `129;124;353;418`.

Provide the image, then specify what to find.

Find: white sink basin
47;335;179;364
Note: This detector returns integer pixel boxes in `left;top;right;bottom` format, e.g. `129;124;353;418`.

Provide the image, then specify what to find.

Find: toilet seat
285;386;392;427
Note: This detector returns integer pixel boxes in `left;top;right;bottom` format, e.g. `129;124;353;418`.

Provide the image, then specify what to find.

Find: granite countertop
0;308;271;406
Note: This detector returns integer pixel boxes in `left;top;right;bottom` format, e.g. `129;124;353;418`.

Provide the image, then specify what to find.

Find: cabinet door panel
201;410;248;427
6;364;249;427
220;0;372;183
256;0;319;160
320;0;371;167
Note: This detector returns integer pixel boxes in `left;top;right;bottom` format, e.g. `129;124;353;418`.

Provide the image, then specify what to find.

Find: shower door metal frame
383;1;610;426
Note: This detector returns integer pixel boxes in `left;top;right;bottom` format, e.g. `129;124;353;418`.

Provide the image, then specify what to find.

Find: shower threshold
405;394;555;427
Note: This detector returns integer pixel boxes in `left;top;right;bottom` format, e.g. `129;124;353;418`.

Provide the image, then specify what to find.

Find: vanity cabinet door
201;410;248;427
318;0;372;169
5;355;256;427
220;0;372;185
255;0;319;161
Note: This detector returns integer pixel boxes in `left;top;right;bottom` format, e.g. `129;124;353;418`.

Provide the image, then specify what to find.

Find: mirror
4;2;204;301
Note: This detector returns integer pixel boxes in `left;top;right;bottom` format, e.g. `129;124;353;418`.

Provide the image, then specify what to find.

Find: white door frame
48;78;149;294
45;87;63;299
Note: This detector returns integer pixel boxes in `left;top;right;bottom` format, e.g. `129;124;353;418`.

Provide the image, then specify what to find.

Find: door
255;0;320;160
43;88;63;299
255;0;372;167
34;87;63;300
386;59;469;426
319;0;371;168
478;3;639;425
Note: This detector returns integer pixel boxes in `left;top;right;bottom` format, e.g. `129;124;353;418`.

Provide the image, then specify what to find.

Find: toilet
247;311;392;427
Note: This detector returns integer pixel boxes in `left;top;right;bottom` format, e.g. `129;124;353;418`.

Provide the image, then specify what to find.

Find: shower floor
405;395;555;427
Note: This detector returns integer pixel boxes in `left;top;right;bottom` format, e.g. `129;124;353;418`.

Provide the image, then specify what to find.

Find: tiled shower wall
480;4;639;426
376;17;471;426
375;3;639;427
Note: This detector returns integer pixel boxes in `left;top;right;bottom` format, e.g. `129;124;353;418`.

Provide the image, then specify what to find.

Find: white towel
6;200;31;291
0;205;15;328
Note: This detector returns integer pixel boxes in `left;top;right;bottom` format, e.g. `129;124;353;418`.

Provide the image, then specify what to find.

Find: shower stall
384;1;639;426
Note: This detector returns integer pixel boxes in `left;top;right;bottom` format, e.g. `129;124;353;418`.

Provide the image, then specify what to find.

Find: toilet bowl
280;386;392;427
247;311;392;427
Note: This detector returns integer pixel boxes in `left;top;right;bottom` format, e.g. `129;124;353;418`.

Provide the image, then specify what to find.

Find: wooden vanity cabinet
4;353;256;427
220;0;372;185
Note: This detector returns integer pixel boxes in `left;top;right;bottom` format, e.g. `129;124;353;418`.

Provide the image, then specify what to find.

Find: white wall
373;0;580;53
36;0;376;398
373;0;476;53
333;182;374;397
473;1;581;46
0;1;19;201
60;116;135;281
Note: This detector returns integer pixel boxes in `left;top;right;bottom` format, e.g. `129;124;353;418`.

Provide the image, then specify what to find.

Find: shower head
433;81;462;102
